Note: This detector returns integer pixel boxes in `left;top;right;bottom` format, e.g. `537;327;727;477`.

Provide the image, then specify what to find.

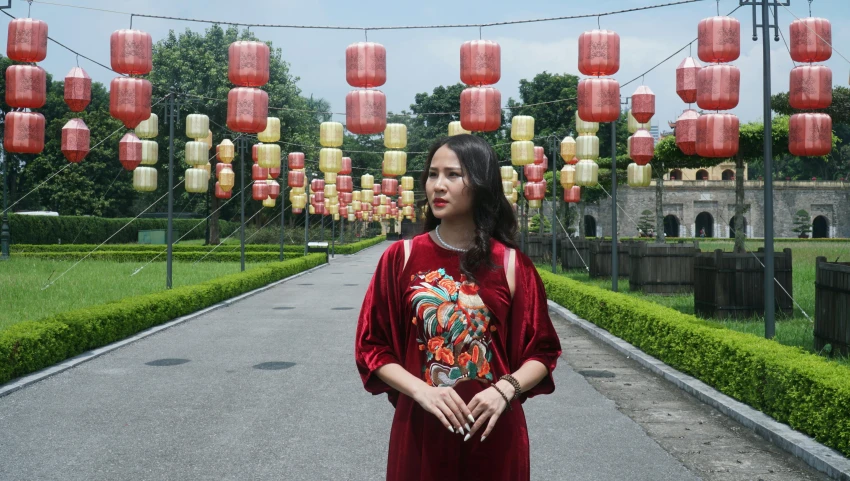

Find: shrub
14;251;306;263
334;236;386;254
0;254;327;384
538;269;850;457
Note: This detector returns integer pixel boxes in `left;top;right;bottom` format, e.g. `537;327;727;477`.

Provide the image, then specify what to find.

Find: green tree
792;209;812;237
637;209;654;237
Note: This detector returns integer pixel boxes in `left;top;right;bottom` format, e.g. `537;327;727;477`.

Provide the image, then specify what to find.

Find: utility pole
240;136;246;272
166;89;177;288
280;163;286;262
739;0;787;339
1;136;9;261
550;135;558;274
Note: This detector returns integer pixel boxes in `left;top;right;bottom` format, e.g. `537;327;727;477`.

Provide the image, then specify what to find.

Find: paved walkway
0;242;831;480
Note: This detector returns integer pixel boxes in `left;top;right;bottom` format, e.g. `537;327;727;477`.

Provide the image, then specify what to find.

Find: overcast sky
8;0;850;128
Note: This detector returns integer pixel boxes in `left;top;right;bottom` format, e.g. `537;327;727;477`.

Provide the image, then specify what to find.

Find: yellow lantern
377;205;388;216
627;163;652;187
334;213;341;221
258;117;281;143
218;139;235;164
198;162;211;180
383;151;407;177
141;140;158;165
511;141;534;166
257;143;281;169
576;135;599;160
575;159;599;187
219;165;235;192
560;165;576;189
329;204;340;215
348;214;355;222
384;123;407;149
291;193;307;209
185;141;208;166
576;112;599;135
320;121;343;147
263;196;276;208
403;205;413;217
448;121;470;136
502;180;514;195
512;170;518;186
185;168;208;193
528;199;542;209
309;205;316;215
202;130;213;150
510;115;534;141
186;114;209;140
402;191;415;206
352;200;362;211
500;166;514;180
360;174;374;189
133;166;157;192
560;136;576;162
362;189;374;204
509;191;518;204
135;113;158;139
352;190;362;202
319;148;342;173
627;110;651;134
379;194;388;205
324;184;338;198
324;172;337;184
400;176;414;191
290;186;305;195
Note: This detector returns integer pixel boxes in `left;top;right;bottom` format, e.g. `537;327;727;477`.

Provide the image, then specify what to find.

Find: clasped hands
412;380;514;442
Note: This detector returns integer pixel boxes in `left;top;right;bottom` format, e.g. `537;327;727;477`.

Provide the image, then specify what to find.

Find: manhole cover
578;370;615;378
273;307;295;310
298;283;314;286
146;358;190;367
332;307;353;310
344;284;358;286
253;362;296;370
332;272;344;274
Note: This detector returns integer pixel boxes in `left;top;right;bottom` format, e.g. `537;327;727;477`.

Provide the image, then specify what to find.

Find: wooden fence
815;257;850;355
589;241;634;278
628;241;700;294
561;239;591;271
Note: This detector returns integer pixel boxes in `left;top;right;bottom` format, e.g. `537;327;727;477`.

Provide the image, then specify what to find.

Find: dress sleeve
508;252;562;401
355;242;405;398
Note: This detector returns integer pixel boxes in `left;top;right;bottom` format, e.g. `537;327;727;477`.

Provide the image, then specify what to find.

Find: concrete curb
0;262;328;399
548;300;850;481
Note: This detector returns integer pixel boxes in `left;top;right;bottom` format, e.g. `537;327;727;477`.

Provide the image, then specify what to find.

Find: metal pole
520;168;526;253
240;137;246;272
304;195;309;256
761;0;775;338
1;139;10;261
331;215;335;258
611;121;618;292
279;166;285;262
551;136;557;273
166;91;175;288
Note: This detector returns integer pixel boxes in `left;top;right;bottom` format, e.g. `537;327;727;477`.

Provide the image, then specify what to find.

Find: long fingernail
467;414;475;423
464;423;471;432
481;435;487;442
463;433;471;442
448;426;455;433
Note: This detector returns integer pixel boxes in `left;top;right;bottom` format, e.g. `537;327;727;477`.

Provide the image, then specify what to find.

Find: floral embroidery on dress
410;268;494;387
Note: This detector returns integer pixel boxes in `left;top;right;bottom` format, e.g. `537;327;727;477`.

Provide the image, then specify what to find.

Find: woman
355;134;562;480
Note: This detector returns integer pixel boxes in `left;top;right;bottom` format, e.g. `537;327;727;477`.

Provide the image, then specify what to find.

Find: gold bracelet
490;384;513;411
499;374;522;401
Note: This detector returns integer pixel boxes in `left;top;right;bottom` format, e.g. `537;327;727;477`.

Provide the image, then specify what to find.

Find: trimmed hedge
334;235;387;254
12;244;306;253
8;214;240;245
0;254;327;384
590;236;848;243
15;251;306;263
539;269;850;457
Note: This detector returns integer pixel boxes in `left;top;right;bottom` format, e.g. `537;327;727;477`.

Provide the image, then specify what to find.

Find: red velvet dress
355;233;562;481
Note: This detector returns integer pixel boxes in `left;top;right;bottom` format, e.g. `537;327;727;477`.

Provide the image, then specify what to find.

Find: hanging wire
716;0;720;16
364;29;368;42
808;0;813;17
27;0;32;17
479;26;482;40
781;3;850;64
130;13;133;29
597;15;601;29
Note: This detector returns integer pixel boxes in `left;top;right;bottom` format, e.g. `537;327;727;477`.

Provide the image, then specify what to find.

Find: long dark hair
419;134;519;282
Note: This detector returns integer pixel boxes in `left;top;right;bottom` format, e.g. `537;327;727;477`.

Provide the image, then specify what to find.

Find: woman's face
426;145;473;221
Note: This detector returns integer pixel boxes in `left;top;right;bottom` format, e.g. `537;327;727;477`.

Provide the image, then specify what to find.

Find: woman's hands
466;380;514;442
412;385;475;437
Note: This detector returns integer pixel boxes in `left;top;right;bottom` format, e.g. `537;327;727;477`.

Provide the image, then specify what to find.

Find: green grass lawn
543;238;850;366
0;258;269;331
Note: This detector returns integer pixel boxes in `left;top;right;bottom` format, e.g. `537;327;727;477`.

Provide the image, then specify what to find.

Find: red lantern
64;67;91;112
288;170;305;188
372;184;381;195
313;192;325;204
789;65;832;110
346;90;387;135
268;181;281;200
789;113;832;157
110;77;152;129
293;208;304;215
631;86;655;124
629;129;654;166
382;178;398;196
460;87;501;132
7;18;48;63
523;181;546;201
460;40;501;86
675;109;699;156
524;164;545;182
119;132;143;171
288;152;305;170
215;182;232;199
533;146;545;165
215;162;227;176
269;167;281;179
697;16;741;63
696;64;740;111
337;175;353;193
578;30;620;77
568;157;579;166
4;112;44;154
252;143;259;163
563;186;581;203
341;192;353;204
578;78;620;123
227;87;268;133
5;64;46;109
252;183;270;201
252;164;270;181
311;178;325;193
346;42;386;88
61;118;90;163
340;157;352;175
228;41;270;87
696;113;739;158
110;29;152;75
676;57;701;104
789;18;832;63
